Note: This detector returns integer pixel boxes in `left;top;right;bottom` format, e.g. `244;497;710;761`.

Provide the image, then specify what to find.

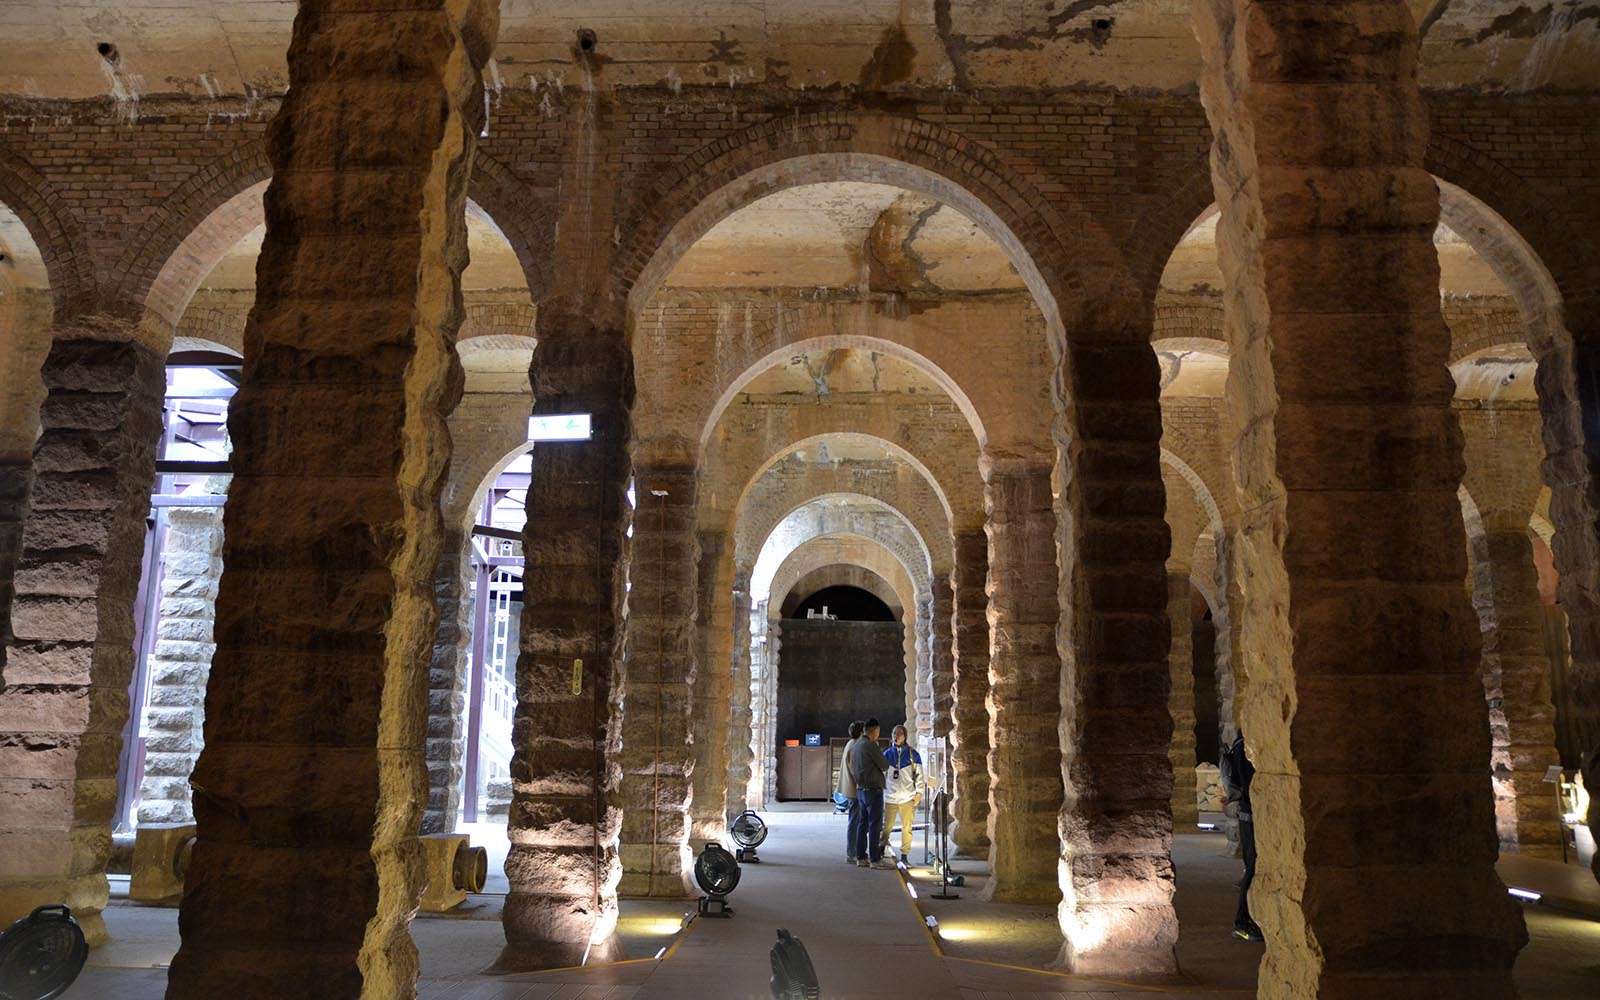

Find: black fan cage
694;843;742;897
0;905;88;1000
729;809;768;849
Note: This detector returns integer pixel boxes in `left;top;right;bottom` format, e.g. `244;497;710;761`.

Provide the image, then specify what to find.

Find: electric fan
0;905;88;1000
769;928;820;999
693;842;741;917
730;809;768;863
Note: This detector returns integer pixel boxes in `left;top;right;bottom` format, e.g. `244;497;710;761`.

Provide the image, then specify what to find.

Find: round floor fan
694;842;741;918
0;905;88;1000
730;809;768;863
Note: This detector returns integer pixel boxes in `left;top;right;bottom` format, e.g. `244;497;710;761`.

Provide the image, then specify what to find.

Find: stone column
1195;0;1527;991
165;3;493;993
761;616;781;805
930;580;955;743
502;321;631;967
1477;528;1563;858
913;593;933;742
422;530;470;834
1167;573;1198;830
136;500;225;826
1055;342;1177;975
689;533;732;843
618;466;698;897
0;333;164;946
981;459;1064;904
726;569;753;817
948;530;991;857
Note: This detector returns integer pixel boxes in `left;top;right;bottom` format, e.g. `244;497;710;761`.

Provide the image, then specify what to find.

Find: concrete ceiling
741;346;946;397
6;2;1593;101
663;182;1021;292
1453;343;1538;401
199;201;528;292
0;205;49;289
1160;214;1513;298
1157;344;1229;397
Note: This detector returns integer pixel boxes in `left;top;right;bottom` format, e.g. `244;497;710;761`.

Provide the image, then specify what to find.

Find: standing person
881;725;923;859
1221;730;1262;941
848;717;891;868
837;721;866;864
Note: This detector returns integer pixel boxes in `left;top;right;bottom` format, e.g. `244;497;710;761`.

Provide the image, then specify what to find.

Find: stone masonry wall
135;500;224;826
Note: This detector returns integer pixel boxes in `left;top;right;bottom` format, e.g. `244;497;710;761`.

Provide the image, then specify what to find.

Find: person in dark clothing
1222;730;1262;941
847;717;891;868
838;720;866;863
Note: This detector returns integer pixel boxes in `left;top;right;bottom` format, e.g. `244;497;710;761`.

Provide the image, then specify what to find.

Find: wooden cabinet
776;746;833;800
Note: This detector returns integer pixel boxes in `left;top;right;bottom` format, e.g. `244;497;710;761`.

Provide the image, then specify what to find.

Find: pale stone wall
135;501;225;826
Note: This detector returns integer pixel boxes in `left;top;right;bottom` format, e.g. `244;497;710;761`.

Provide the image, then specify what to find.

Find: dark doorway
777;585;903;750
792;584;894;621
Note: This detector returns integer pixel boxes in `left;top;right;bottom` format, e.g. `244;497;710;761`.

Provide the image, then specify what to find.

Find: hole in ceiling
577;29;597;53
96;42;118;63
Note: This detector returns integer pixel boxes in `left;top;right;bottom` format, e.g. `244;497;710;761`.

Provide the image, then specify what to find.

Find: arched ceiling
662;182;1022;293
1161;214;1514;299
4;3;1596;99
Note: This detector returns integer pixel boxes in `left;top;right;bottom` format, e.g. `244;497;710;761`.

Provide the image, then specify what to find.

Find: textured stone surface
136;501;224;826
930;583;955;747
1195;0;1528;992
618;465;698;897
688;533;732;845
1167;574;1198;831
947;530;991;857
1055;338;1178;976
1472;528;1563;858
981;461;1063;905
165;0;495;994
502;322;631;967
0;333;164;947
422;531;470;835
726;569;754;817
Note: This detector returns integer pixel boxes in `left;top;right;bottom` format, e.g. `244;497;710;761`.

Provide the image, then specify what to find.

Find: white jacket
884;744;922;805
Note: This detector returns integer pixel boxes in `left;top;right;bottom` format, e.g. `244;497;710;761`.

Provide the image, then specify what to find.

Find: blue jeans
845;798;861;859
855;788;885;862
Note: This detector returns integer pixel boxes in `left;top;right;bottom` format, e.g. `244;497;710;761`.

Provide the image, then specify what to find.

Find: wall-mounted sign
528;413;592;442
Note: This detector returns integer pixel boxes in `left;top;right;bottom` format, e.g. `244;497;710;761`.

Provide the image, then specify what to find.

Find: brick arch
752;507;932;606
615;111;1138;338
764;534;922;621
0;146;96;313
734;459;953;573
724;430;962;535
700;329;989;452
1426;134;1600;313
113;141;550;337
779;564;905;621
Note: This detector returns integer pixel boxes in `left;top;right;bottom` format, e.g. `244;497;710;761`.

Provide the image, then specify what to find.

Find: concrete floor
65;805;1600;998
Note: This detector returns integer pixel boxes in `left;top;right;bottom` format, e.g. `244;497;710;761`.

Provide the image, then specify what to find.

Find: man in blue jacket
880;724;923;858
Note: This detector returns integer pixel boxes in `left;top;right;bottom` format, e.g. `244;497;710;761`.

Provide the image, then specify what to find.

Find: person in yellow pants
881;724;923;859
